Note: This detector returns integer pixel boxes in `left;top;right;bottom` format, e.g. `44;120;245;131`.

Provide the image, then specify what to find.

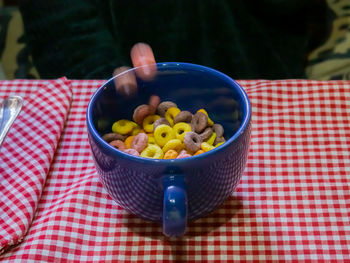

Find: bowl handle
162;174;187;237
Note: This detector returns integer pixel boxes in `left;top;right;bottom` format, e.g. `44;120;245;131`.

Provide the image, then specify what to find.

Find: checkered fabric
0;79;349;262
0;78;72;254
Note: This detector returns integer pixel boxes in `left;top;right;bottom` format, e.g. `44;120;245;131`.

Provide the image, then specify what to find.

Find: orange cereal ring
143;114;160;133
123;148;140;156
148;95;160;115
133;104;150;126
109;140;126;151
194;150;205;156
162;139;184;153
124;135;135;148
165;107;181;127
112;119;135;135
154;124;175;147
131;132;148;153
164;149;178;159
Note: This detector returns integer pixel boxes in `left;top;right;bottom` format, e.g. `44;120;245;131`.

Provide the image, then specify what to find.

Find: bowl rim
86;62;251;164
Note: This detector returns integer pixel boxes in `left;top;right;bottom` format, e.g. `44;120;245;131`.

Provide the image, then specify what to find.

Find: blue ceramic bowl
87;62;251;237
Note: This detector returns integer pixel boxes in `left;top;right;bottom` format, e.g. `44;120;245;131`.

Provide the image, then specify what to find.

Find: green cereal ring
154;124;175;147
173;122;192;141
141;144;164;159
142;114;160;133
112;119;135;135
165;107;181;127
162;139;184;153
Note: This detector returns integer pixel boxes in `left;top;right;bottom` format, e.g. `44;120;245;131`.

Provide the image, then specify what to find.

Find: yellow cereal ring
147;133;156;145
131;125;142;135
215;142;225;147
124;135;135;149
173;122;192;141
206;132;217;146
165;107;181;127
112;119;135;135
141;144;164;159
201;142;215;152
164;149;178;159
143;115;160;133
194;150;205;155
197;109;213;126
154;124;175;147
162;139;184;153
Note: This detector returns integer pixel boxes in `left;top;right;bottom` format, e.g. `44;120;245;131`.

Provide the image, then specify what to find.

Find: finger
130;42;157;80
113;66;138;96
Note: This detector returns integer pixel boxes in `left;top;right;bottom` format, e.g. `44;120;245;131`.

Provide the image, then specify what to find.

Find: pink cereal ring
148;95;160;115
131;132;148;153
123;148;140;156
133;104;150;126
109;140;126;151
177;149;192;159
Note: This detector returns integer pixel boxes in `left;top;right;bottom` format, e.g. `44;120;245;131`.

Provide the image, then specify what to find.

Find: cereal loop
165;107;181;127
109;140;126;151
154;124;175;147
194;150;205;156
197;109;214;126
133;104;150;126
157;101;177;117
123;148;140;156
164;149;178;159
199;127;213;141
215;142;225;148
173;122;192;141
212;123;224;138
162;139;184;153
174;111;192;124
143;115;160;133
102;133;126;143
141;145;164;159
153;117;170;132
177;150;192;159
112;119;135;135
184;132;202;153
206;132;217;146
131;133;148;153
147;134;156;144
131;125;142;136
191;112;208;133
214;136;226;146
124;135;135;148
201;142;215;152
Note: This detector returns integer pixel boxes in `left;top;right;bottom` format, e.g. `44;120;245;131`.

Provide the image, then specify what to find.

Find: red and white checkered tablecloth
0;79;349;262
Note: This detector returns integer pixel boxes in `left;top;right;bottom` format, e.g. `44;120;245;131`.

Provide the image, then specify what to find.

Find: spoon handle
0;96;23;147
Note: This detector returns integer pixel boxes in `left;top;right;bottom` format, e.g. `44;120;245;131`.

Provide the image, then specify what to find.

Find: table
0;79;349;262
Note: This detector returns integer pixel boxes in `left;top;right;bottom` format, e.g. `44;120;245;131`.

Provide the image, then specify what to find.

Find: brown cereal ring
123;148;140;156
157;101;177;117
174;110;193;124
184;132;202;153
212;123;224;138
102;133;126;142
131;132;148;153
133;104;150;126
214;136;226;146
148;95;160;115
191;112;208;133
198;127;213;141
153;117;170;131
109;140;126;151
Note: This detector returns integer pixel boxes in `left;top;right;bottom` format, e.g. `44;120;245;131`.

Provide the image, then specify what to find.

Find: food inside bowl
101;95;227;159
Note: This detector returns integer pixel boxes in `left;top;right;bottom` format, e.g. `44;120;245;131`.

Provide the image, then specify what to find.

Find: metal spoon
0;96;23;147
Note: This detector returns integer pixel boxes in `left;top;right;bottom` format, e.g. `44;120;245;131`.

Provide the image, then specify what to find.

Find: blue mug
87;62;251;237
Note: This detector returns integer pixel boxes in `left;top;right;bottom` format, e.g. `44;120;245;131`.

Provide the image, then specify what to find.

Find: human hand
113;43;156;96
